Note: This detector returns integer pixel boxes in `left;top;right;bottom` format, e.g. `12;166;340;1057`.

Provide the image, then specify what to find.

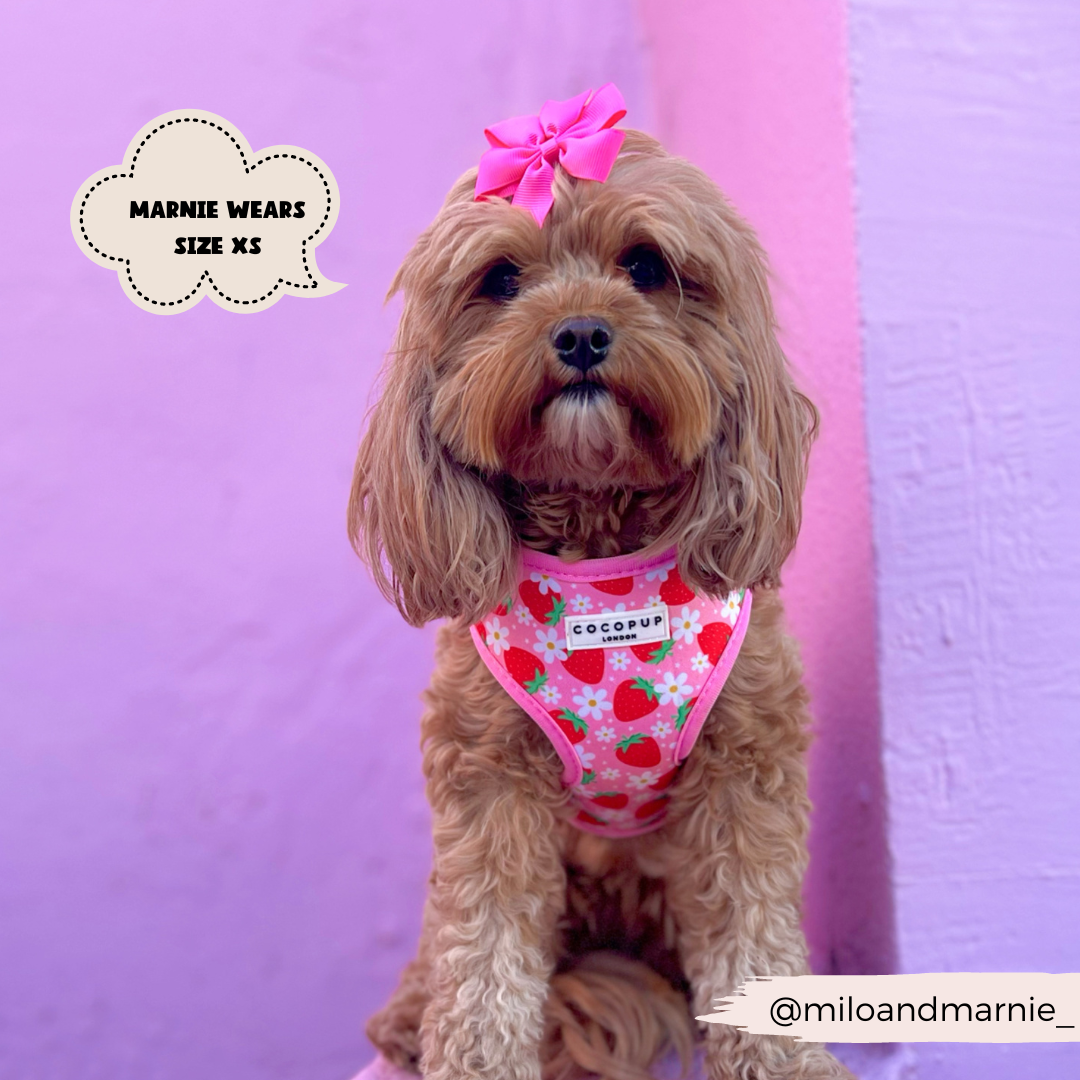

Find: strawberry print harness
470;546;752;838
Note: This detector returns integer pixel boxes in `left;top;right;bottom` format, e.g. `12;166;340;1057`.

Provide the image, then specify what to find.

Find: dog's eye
618;246;668;291
478;262;521;302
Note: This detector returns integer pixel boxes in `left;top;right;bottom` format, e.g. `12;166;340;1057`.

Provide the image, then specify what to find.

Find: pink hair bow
474;84;627;226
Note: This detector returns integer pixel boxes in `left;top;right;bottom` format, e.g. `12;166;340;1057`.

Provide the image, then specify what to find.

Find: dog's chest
470;547;752;837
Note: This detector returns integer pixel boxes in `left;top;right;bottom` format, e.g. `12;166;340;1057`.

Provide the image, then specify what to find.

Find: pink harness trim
470;546;752;838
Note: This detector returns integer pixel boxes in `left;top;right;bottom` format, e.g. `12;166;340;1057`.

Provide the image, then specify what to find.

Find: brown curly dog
348;129;853;1080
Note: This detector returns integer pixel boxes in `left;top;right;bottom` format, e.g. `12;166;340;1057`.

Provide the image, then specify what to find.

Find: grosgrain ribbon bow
474;84;627;226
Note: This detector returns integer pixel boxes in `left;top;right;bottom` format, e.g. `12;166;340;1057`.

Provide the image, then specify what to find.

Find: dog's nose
551;317;613;373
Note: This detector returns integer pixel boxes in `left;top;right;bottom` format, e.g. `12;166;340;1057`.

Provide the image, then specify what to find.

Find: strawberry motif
698;621;733;665
561;648;605;684
494;594;513;616
613;677;659;723
673;696;698;730
504;647;547;693
577;809;606;826
615;733;661;769
590;791;629;809
519;578;566;627
649;767;680;791
592;576;634;595
551;708;588;745
634;796;670;820
630;639;674;665
659;567;695;605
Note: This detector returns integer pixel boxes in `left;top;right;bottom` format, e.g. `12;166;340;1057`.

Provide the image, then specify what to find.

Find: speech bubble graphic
71;109;344;313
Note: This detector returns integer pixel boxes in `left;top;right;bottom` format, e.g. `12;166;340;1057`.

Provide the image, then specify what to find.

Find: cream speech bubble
71;109;344;314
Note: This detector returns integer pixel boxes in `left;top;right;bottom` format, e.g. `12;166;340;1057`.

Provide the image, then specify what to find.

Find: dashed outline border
74;114;336;310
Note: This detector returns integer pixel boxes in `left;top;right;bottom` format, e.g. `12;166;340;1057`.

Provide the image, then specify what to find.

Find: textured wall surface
640;0;891;983
0;4;649;1078
851;0;1080;1076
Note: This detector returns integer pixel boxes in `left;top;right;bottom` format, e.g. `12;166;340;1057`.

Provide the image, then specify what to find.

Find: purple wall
0;4;649;1078
851;0;1080;1076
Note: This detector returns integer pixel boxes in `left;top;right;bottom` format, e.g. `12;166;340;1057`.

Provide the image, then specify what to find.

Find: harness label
563;605;670;652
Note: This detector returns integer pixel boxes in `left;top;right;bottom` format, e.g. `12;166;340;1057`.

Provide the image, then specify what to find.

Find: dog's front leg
419;776;566;1080
664;762;852;1080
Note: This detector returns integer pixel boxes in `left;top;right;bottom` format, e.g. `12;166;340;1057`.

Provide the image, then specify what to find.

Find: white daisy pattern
573;686;612;721
473;550;751;837
534;627;568;661
529;571;561;595
672;606;702;645
656;671;694;706
720;591;741;626
485;617;510;656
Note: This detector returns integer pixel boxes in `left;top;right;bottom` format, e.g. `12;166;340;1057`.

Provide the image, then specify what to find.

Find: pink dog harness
471;547;752;837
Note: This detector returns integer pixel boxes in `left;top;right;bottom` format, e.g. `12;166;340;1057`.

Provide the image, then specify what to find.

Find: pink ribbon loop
474;84;627;226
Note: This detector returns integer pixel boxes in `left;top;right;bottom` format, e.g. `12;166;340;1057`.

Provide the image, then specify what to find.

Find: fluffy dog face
423;153;727;490
350;132;816;625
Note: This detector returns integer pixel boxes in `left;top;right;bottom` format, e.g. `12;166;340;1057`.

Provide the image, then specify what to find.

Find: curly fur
349;131;853;1080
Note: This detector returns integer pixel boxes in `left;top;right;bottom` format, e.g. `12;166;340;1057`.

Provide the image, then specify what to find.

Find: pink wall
640;0;892;983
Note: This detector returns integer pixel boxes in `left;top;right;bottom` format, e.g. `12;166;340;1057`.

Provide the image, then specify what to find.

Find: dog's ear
348;261;517;627
677;223;818;596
